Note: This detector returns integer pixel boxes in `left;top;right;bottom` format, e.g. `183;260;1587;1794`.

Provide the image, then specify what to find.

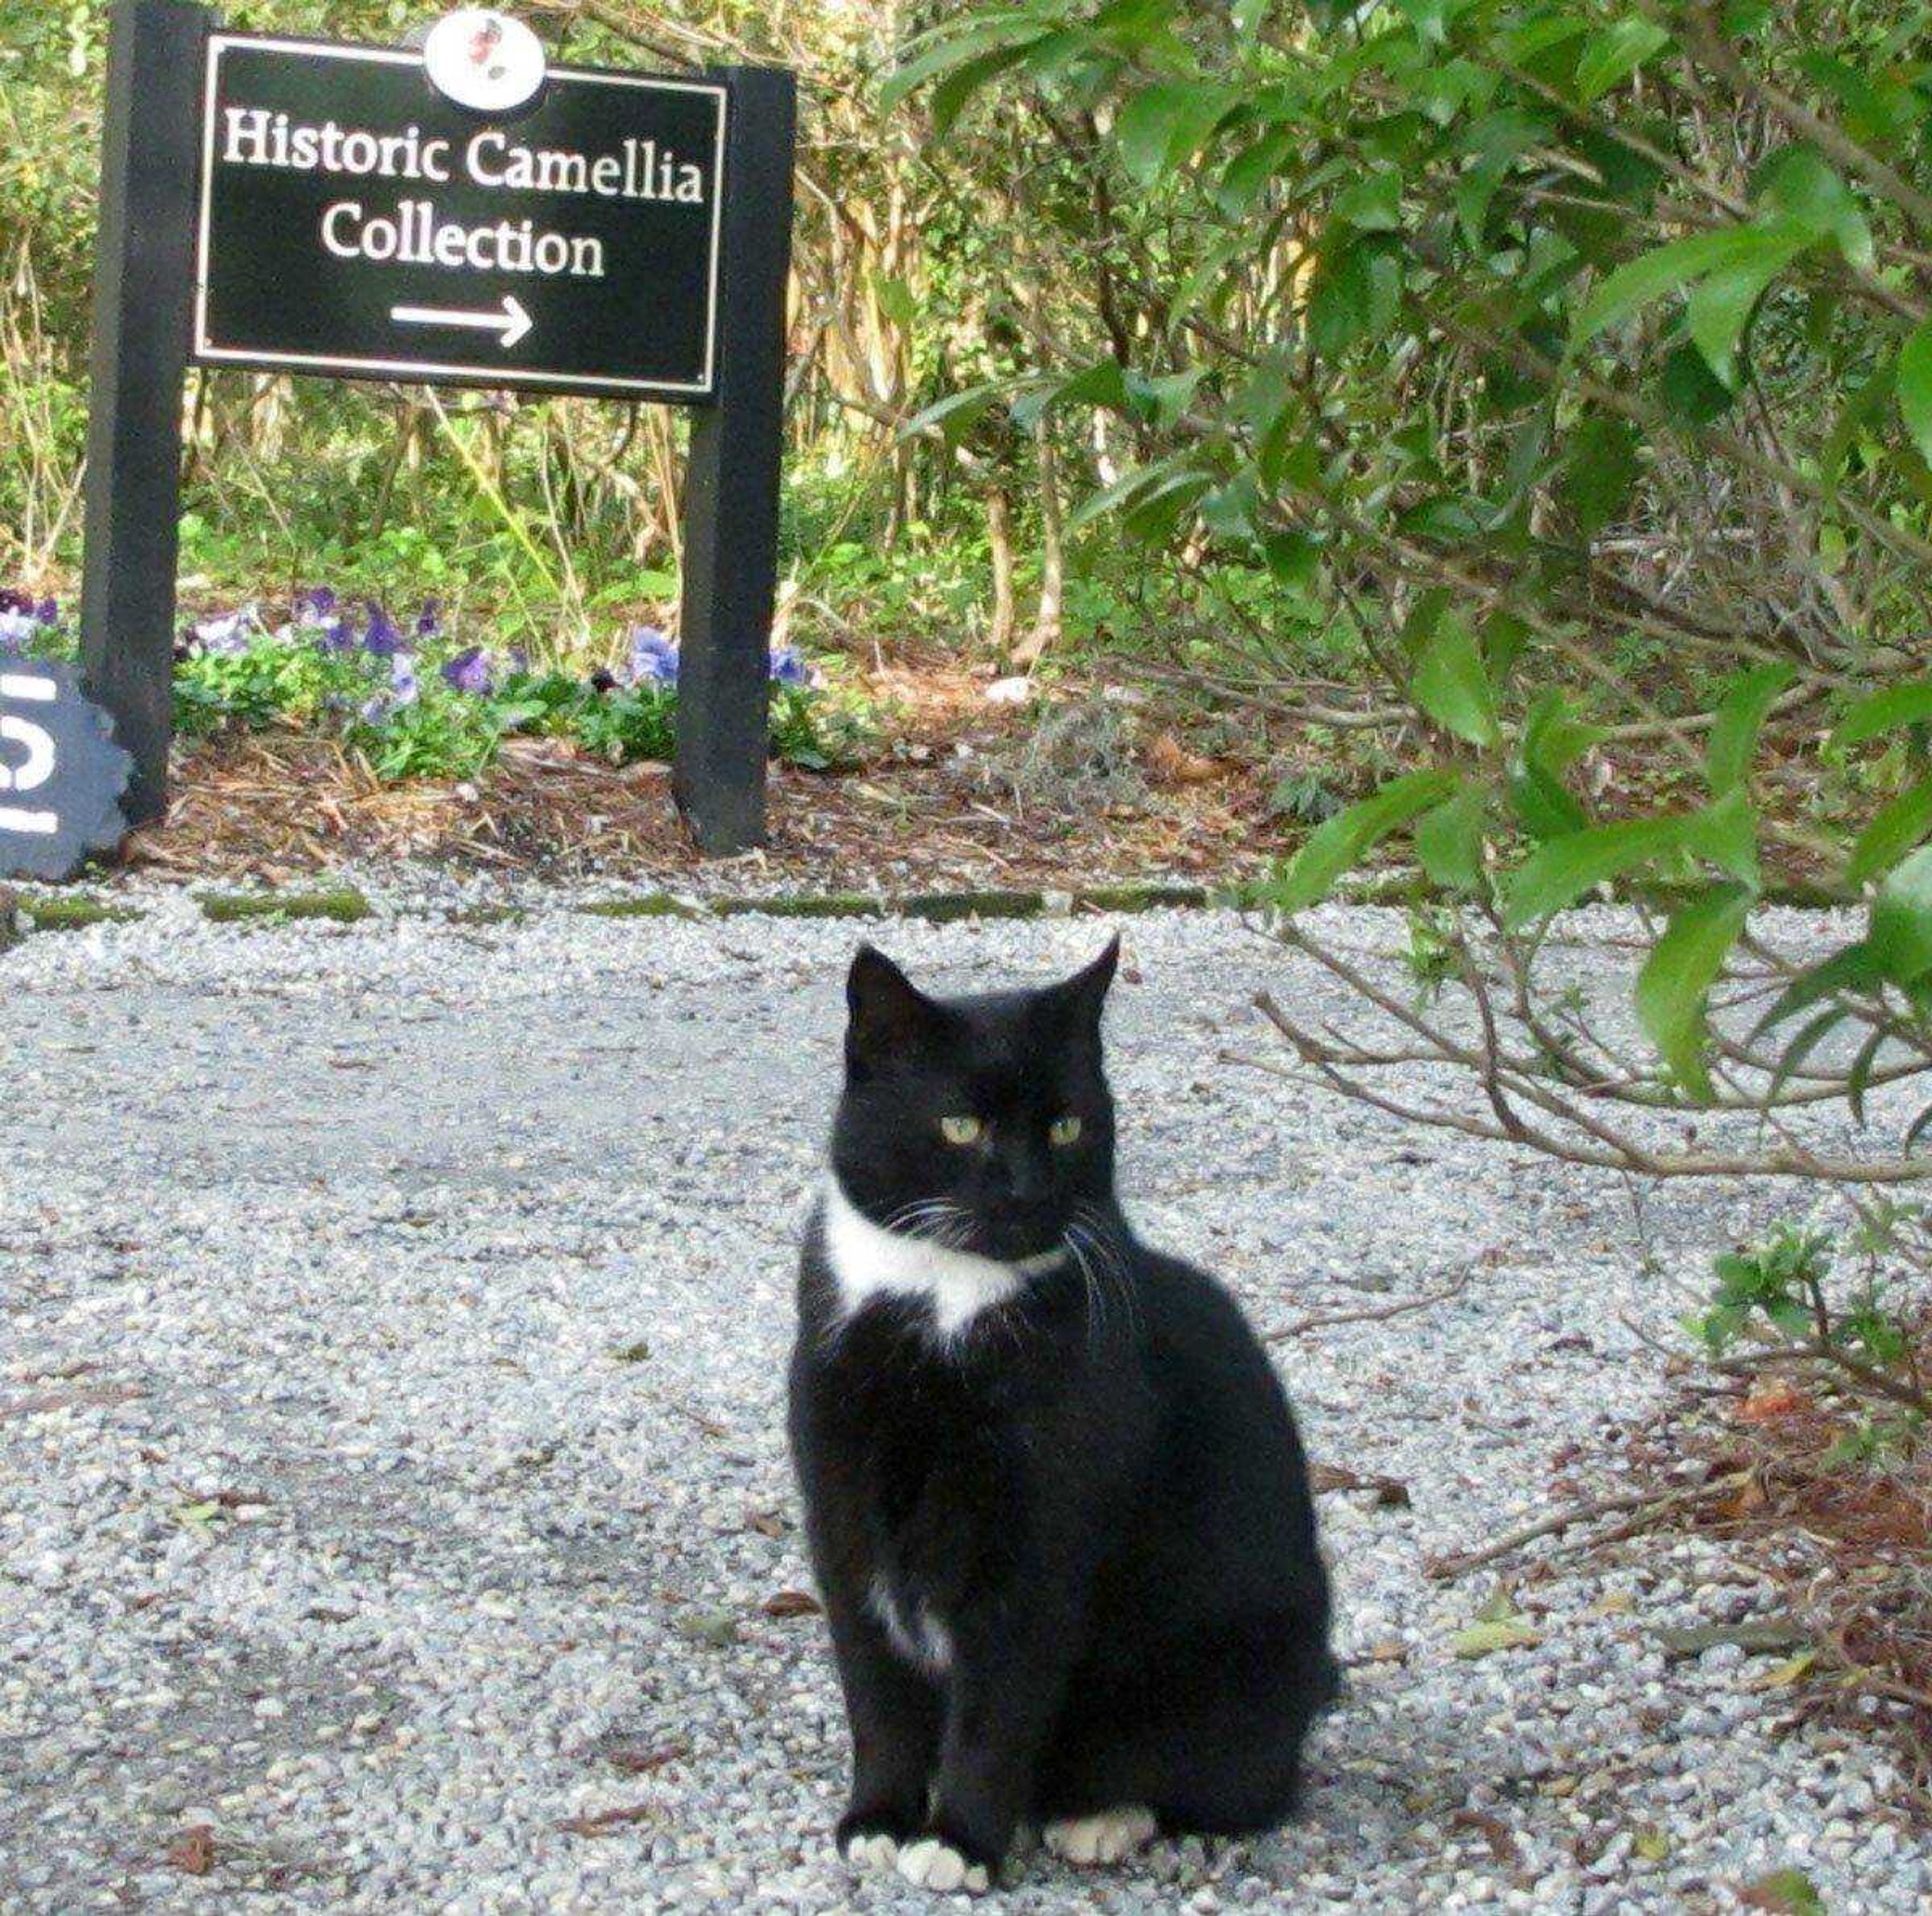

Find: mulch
119;660;1297;889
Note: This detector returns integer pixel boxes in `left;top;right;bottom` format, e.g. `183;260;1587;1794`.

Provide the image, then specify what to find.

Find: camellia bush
894;1;1932;1433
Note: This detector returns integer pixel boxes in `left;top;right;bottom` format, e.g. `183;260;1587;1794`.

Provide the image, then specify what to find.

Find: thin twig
1423;1473;1749;1580
1267;1266;1477;1343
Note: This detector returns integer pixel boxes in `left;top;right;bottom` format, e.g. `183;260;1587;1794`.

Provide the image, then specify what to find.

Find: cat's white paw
840;1829;901;1872
896;1837;991;1893
1043;1805;1158;1865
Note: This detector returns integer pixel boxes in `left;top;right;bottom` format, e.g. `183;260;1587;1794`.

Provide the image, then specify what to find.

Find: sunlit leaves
1114;81;1239;186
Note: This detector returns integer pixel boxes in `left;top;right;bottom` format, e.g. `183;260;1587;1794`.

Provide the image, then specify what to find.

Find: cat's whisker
1071;1208;1142;1342
880;1198;961;1235
1063;1229;1106;1349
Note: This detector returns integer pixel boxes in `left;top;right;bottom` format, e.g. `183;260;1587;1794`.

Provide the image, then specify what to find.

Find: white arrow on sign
390;294;533;350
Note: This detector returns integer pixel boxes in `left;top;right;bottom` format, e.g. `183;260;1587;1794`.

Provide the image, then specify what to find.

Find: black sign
194;35;727;397
0;662;133;882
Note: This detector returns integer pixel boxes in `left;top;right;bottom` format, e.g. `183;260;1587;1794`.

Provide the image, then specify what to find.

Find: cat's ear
1053;935;1120;1033
846;944;945;1073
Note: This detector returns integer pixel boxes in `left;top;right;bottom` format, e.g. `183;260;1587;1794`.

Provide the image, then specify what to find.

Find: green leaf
1570;221;1811;353
1266;769;1460;912
1415;783;1487;891
1410;613;1499;747
1574;19;1670;104
1503;817;1687;927
1683;786;1761;887
1509;688;1599;839
1501;793;1754;930
1754;146;1873;269
931;47;1032;140
1659;338;1737;426
882;18;1044;116
1635;883;1753;1098
1750;941;1884;1042
1561;413;1641;539
1335;168;1403;231
1687;247;1792;388
1706;665;1795;794
1898;318;1932;465
1217;129;1296;217
1115;82;1237;187
1451;1616;1543;1659
1765;1005;1852;1103
1832;676;1932;748
901;380;1006;447
1847;777;1932;887
1868;844;1932;985
1846;1023;1887;1126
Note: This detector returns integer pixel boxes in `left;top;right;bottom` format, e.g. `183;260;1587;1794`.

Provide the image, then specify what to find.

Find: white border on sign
193;34;729;398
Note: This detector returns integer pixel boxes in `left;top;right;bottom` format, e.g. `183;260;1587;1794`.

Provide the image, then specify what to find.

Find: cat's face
831;941;1120;1262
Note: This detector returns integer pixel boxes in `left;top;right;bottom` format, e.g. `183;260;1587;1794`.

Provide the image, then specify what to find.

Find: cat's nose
1000;1142;1053;1203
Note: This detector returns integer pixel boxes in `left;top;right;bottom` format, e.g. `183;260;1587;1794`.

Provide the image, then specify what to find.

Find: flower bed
2;588;869;782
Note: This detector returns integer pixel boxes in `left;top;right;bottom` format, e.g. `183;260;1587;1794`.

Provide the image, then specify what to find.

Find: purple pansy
416;600;443;641
192;606;257;655
768;646;813;688
359;652;421;725
441;646;494;696
0;588;51;652
362;602;409;657
626;624;680;686
0;589;54;623
293;586;339;623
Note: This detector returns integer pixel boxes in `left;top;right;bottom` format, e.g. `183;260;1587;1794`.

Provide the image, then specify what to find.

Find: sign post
675;65;796;856
79;0;211;828
63;5;795;868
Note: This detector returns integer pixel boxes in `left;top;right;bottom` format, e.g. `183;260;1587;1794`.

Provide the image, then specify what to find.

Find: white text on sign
0;672;59;837
221;112;707;283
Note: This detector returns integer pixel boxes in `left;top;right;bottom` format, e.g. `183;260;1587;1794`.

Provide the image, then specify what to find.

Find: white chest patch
821;1182;1062;1341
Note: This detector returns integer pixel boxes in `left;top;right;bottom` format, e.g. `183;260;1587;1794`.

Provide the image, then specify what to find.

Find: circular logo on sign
423;10;547;113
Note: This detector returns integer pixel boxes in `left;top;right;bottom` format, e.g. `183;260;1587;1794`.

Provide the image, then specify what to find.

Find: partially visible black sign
0;662;133;881
194;35;727;397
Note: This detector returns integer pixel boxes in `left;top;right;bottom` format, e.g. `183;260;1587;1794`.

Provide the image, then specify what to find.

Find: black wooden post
79;0;209;827
673;66;797;856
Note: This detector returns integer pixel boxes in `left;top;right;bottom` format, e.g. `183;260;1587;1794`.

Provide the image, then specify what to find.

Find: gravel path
2;897;1923;1911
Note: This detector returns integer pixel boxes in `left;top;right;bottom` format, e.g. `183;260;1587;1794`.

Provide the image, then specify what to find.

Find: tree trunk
986;486;1016;658
1010;431;1064;670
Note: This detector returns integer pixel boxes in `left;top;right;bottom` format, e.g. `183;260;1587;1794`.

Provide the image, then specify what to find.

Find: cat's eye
1050;1114;1083;1147
940;1114;985;1146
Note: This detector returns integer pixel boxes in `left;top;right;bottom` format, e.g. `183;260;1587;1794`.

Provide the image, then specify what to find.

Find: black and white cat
787;940;1335;1893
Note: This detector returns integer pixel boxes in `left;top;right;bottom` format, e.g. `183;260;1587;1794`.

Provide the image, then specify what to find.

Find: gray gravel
3;895;1925;1911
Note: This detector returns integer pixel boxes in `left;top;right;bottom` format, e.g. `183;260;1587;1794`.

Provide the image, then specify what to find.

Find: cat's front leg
904;1599;1076;1889
824;1596;943;1868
